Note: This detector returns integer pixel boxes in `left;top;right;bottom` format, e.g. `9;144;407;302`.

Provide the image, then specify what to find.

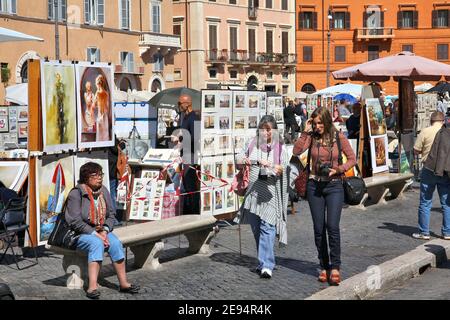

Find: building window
433;9;449;28
229;70;238;79
334;46;346;62
0;0;16;14
229;0;236;4
151;79;162;93
437;44;449;61
209;24;218;60
402;44;413;53
281;31;289;54
282;85;289;94
209;68;217;79
151;1;161;33
266;30;273;54
265;0;272;9
120;51;135;73
230;26;238;60
303;46;313;62
48;0;67;21
281;0;288;11
119;0;130;30
87;47;100;62
282;72;289;80
368;45;379;61
153;52;164;72
301;83;316;94
248;28;256;61
119;77;132;91
299;11;317;30
173;23;182;47
398;10;417;29
84;0;105;25
266;71;273;80
174;70;182;80
332;12;344;30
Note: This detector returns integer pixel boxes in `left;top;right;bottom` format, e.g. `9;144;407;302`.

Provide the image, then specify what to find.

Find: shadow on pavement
209;252;318;277
378;222;440;238
424;244;450;270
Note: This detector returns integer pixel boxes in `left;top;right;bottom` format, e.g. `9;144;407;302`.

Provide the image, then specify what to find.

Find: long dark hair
256;115;283;147
311;107;338;146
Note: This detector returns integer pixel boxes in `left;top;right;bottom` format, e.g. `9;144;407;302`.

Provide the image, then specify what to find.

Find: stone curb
306;239;450;300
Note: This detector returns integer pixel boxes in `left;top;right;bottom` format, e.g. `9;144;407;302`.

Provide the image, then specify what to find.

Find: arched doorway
119;78;132;91
301;83;316;94
151;79;162;93
20;61;28;83
247;75;258;91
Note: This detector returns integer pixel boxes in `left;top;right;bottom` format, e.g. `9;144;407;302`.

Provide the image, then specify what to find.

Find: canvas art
214;187;224;214
0;116;8;133
218;116;231;130
204;93;216;110
234;93;246;109
248;94;259;109
234;116;246;129
36;155;75;245
76;62;115;148
141;170;160;180
41;61;77;152
143;148;174;162
370;135;389;174
366;98;387;137
202;136;216;156
18;123;28;139
201;191;212;215
0;161;28;191
129;178;166;220
203;115;215;130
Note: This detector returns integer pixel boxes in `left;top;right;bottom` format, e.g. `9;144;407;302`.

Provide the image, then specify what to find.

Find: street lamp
326;9;332;88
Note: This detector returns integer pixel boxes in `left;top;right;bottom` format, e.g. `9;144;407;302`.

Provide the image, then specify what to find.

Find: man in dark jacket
283;100;299;143
413;111;449;240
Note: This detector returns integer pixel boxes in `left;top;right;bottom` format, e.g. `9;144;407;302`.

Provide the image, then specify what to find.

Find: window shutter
397;11;402;29
363;12;367;28
329;14;334;30
48;0;54;20
448;9;450;28
61;0;67;21
298;12;303;30
97;0;104;25
380;11;384;27
432;10;437;28
345;12;351;30
121;0;127;29
282;31;288;54
96;49;100;62
84;0;90;23
129;52;135;73
413;10;418;28
313;12;317;30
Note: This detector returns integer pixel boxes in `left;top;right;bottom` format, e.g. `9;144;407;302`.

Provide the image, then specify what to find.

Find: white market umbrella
0;26;43;42
414;82;433;92
313;83;363;97
5;83;28;105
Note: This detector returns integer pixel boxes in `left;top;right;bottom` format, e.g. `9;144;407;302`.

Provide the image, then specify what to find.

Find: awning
5;83;27;105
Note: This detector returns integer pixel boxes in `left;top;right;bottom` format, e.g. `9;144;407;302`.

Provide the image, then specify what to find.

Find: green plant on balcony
1;66;10;85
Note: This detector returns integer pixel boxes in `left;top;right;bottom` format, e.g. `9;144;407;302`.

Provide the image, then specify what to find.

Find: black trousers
306;179;344;270
181;165;200;215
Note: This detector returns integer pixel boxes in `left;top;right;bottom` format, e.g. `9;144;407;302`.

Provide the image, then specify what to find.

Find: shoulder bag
336;133;367;205
294;138;312;199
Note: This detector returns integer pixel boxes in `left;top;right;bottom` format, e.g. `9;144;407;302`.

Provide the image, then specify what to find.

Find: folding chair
0;197;38;270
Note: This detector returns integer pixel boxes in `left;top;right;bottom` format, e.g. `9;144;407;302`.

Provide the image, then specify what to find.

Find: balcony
206;49;297;66
356;27;395;40
139;32;181;56
115;62;145;75
248;6;258;19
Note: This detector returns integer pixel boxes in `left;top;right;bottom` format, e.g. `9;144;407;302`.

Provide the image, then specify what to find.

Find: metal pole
54;0;60;60
326;30;330;88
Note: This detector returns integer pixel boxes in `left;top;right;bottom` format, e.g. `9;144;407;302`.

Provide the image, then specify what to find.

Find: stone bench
46;215;218;289
356;172;414;209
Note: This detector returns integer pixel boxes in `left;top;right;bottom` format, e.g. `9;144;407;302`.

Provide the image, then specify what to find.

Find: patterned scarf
81;184;106;230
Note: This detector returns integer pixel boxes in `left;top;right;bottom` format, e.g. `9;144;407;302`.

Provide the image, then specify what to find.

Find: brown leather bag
294;140;312;199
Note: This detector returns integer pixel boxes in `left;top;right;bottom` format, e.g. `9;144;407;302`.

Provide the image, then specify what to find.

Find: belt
309;175;342;182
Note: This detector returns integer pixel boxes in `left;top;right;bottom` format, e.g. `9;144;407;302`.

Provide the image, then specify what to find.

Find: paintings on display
41;61;77;153
129;178;166;220
125;138;152;160
416;94;438;132
36;154;75;245
365;98;387;137
0;161;28;192
370;135;389;174
76;62;115;148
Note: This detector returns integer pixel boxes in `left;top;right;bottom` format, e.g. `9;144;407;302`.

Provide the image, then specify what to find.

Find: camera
259;167;268;180
318;162;332;176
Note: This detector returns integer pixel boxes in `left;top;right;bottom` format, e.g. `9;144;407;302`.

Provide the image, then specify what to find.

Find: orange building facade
296;0;450;95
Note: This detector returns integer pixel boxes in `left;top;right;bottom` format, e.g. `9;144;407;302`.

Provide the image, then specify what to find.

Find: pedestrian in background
283;100;299;143
235;115;289;279
293;107;356;285
412;111;449;240
346;102;361;140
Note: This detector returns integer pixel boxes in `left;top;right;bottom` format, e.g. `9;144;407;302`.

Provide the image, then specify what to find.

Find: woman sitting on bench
65;162;140;299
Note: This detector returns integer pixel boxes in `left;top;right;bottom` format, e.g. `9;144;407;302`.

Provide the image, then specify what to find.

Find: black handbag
336;133;367;205
47;188;80;250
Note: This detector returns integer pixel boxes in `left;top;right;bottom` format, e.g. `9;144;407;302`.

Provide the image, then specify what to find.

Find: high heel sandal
318;270;328;283
329;270;341;286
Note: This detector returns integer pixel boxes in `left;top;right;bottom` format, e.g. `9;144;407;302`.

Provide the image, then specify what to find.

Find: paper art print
76;62;115;148
366;98;387;137
41;61;77;152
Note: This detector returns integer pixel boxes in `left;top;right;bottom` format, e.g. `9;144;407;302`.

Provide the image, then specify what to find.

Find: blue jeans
307;180;344;270
247;213;276;271
77;233;125;263
418;168;450;236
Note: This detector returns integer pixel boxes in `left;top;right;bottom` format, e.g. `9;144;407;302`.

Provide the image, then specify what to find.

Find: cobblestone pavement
371;260;450;300
0;187;447;300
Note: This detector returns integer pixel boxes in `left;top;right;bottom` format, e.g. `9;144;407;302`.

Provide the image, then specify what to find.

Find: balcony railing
115;62;145;75
206;49;297;65
356;27;395;40
248;6;258;19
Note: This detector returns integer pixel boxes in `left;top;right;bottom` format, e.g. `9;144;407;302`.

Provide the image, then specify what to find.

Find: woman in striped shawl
235;115;290;279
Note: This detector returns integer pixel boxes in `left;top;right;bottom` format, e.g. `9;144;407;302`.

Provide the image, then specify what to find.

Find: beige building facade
0;0;181;102
173;0;296;94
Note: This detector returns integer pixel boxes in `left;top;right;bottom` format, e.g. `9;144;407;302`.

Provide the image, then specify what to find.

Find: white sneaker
260;268;272;279
412;233;430;240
